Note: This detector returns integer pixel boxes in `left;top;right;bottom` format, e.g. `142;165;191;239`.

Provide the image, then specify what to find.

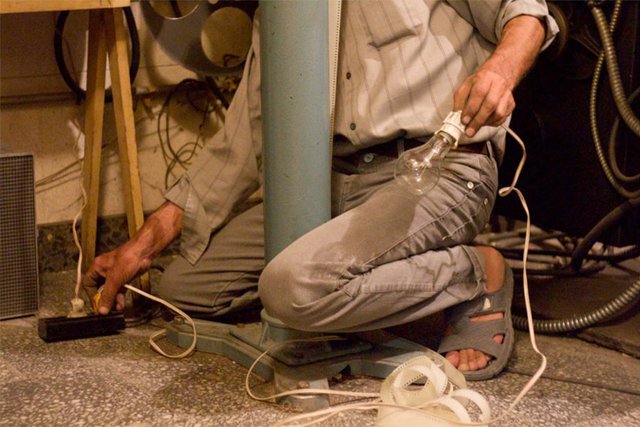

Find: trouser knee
258;256;328;331
153;256;261;316
153;261;183;308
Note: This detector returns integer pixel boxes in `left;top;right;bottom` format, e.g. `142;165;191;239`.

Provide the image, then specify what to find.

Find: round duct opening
141;0;257;75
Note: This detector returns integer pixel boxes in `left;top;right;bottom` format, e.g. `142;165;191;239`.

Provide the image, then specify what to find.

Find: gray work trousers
155;145;499;332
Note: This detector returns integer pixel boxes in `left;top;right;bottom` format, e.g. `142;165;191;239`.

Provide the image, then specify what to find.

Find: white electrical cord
72;184;87;301
496;125;547;415
245;336;380;403
68;154;89;318
124;284;198;359
70;162;197;357
71;228;198;358
249;125;547;426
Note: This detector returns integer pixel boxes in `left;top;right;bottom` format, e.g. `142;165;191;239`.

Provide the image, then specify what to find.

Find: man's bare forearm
131;201;184;260
455;15;547;134
82;201;183;313
483;15;546;89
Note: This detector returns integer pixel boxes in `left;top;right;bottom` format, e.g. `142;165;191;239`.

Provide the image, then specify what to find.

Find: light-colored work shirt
165;0;558;265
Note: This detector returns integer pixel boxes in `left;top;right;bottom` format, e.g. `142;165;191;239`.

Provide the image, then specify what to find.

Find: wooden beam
1;0;129;14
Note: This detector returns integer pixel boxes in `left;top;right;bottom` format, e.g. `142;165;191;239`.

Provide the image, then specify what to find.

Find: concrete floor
1;269;640;427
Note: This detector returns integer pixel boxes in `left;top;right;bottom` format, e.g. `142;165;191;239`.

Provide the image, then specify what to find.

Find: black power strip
38;313;125;342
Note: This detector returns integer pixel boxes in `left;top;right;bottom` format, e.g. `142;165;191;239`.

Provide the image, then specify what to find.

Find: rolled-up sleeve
447;0;559;50
497;0;559;50
164;14;263;265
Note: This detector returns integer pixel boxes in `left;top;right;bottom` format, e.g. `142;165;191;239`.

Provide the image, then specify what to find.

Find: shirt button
350;123;356;130
363;153;375;163
467;181;474;189
346;72;352;79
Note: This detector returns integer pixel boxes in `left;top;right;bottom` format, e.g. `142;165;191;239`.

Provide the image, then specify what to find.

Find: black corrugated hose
54;7;140;103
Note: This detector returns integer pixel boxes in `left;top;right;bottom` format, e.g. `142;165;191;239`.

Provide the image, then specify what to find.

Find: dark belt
365;138;489;158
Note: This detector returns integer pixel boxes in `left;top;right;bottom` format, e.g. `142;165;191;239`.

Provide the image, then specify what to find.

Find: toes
446;350;461;368
466;349;479;371
458;349;470;371
475;350;489;370
455;349;491;372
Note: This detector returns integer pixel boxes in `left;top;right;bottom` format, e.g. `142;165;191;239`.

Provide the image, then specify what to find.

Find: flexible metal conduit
571;198;640;271
514;198;640;333
589;0;640;137
587;0;640;199
608;87;640;184
519;1;640;334
513;278;640;333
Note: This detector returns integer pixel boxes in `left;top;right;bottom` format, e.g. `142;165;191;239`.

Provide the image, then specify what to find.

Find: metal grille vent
0;153;38;319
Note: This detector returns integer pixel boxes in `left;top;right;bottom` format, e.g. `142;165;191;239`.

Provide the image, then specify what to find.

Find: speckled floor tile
507;331;640;395
0;359;24;385
471;372;640;426
1;270;639;427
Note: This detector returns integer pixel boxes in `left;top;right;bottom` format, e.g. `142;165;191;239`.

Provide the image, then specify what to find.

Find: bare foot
444;246;505;372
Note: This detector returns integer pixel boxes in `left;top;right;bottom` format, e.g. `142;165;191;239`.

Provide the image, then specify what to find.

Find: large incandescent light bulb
394;111;466;195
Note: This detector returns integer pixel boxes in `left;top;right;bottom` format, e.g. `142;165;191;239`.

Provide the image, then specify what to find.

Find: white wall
0;4;233;225
1;97;224;224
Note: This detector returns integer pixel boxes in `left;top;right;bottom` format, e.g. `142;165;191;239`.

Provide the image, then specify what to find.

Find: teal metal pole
260;0;331;262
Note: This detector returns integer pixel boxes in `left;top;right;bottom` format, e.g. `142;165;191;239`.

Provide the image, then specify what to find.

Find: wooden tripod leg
104;8;150;292
81;10;107;272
